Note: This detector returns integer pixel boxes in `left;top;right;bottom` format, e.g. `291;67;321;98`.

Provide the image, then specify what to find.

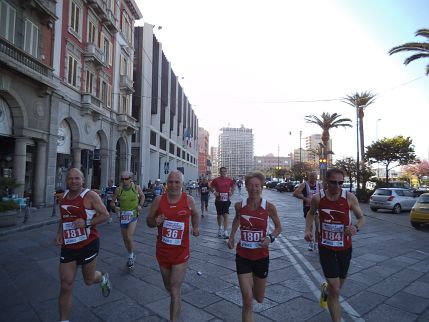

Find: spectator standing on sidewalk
199;177;210;217
110;171;145;269
101;179;116;223
56;168;111;322
210;166;235;238
305;168;365;322
227;171;282;322
293;171;323;251
146;170;200;322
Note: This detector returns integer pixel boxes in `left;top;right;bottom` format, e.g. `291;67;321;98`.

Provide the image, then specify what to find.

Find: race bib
201;187;208;193
161;220;185;246
240;230;264;249
220;192;229;201
120;210;134;224
321;223;344;247
62;222;88;245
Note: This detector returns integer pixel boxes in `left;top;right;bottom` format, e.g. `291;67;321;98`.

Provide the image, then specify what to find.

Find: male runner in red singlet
146;170;200;322
210;166;235;238
56;168;111;322
228;171;282;322
305;168;365;322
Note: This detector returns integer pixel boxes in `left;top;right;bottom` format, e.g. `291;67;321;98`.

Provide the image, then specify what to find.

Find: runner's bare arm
347;192;366;235
304;195;319;241
187;195;200;236
85;191;109;226
56;222;63;245
227;202;241;249
268;202;282;238
292;183;305;199
146;197;161;227
137;185;145;208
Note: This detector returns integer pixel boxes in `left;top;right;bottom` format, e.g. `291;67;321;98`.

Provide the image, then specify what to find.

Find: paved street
2;189;429;322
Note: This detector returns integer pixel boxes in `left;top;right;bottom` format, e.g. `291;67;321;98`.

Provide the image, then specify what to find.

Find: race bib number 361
321;223;344;247
63;222;88;245
161;220;185;246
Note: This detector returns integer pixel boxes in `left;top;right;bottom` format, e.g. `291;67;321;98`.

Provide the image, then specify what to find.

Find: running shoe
218;228;223;238
100;273;111;297
308;241;314;251
319;282;328;309
223;230;229;239
127;254;136;269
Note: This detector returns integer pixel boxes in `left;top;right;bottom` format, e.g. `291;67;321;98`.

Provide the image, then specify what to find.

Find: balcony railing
119;74;134;93
117;113;137;134
0;37;52;79
83;43;106;67
81;93;105;119
103;9;119;32
87;0;108;16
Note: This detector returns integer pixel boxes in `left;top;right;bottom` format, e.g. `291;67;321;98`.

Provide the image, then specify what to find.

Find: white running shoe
308;242;314;251
127;254;136;269
100;273;111;297
218;228;223;238
223;230;229;239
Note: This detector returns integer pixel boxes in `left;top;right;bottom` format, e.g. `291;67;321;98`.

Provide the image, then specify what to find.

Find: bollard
51;193;57;217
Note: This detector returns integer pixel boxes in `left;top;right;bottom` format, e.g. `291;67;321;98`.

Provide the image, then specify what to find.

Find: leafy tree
388;28;429;75
290;162;314;182
402;160;429;185
366;136;418;183
333;157;357;187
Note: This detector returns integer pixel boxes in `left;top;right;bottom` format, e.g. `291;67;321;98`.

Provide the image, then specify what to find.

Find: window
85;70;95;94
120;94;129;114
121;11;131;43
102;34;112;66
67;55;78;87
0;0;16;43
120;54;127;75
87;19;97;45
99;79;112;108
69;1;82;38
24;19;39;57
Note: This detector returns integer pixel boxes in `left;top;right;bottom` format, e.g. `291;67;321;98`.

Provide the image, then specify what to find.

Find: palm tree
388;28;429;75
342;91;376;163
304;112;352;151
304;113;352;181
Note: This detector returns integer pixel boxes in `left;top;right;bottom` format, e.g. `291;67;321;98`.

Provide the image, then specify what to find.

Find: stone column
100;148;109;187
33;140;47;207
13;137;31;197
72;147;81;169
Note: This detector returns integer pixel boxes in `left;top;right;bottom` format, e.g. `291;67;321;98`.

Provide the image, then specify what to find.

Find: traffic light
319;158;327;169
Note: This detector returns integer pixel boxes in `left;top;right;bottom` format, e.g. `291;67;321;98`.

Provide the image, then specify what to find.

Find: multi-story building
197;127;210;178
0;0;142;206
254;154;292;172
218;126;253;179
133;24;198;186
210;146;219;178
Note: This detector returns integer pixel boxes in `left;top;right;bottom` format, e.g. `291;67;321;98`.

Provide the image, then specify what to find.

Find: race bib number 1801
240;230;264;249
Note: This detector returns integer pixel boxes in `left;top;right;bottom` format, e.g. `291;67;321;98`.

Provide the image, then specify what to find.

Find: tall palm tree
304;113;352;182
304;112;352;152
388;28;429;75
342;92;376;163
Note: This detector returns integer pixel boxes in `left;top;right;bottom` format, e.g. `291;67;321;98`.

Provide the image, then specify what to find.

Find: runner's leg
59;261;78;320
326;277;342;322
81;257;102;285
160;262;188;322
238;273;254;322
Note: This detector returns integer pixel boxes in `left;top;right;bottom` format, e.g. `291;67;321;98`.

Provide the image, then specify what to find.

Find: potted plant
0;177;20;227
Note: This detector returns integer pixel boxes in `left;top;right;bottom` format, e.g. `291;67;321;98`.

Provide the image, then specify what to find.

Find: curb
0;218;60;237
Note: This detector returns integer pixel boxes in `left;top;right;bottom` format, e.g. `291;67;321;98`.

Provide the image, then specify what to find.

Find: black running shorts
318;246;352;279
60;238;100;265
236;254;269;279
215;200;231;215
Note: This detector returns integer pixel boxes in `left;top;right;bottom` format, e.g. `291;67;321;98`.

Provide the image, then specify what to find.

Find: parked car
265;180;280;189
410;193;429;229
369;188;417;214
276;181;296;192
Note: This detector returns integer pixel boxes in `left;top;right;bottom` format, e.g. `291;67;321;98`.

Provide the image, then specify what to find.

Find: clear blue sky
137;0;429;161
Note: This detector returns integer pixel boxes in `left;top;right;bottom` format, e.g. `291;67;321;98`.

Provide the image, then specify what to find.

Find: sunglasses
328;180;344;186
122;177;131;181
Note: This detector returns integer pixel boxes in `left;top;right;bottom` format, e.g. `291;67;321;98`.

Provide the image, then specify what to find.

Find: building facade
197;127;210;178
210;146;219;178
254;153;292;172
133;24;198;186
218;126;254;179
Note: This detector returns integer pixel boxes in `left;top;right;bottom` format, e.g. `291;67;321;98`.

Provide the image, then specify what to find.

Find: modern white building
218;126;254;179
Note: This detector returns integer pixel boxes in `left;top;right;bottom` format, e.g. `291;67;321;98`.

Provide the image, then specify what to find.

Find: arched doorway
0;98;14;179
92;133;101;189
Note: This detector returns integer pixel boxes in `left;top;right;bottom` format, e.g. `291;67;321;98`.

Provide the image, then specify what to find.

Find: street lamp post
356;106;360;199
376;118;382;178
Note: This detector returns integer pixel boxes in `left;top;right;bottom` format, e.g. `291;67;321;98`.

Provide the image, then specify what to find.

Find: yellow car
410;193;429;229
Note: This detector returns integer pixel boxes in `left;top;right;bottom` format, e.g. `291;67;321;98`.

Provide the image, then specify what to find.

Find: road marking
271;224;365;322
